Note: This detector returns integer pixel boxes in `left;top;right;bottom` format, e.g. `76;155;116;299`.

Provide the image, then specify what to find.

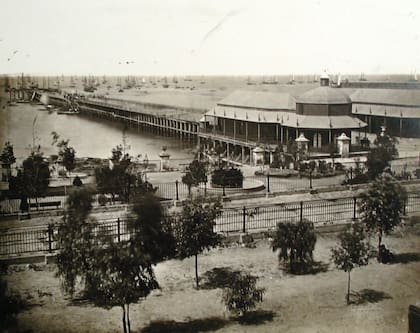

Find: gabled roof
217;90;296;110
350;89;420;107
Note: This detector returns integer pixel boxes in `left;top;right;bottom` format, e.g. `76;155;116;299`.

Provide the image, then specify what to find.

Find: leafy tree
51;132;76;175
56;188;159;333
58;142;76;174
182;159;208;196
129;193;176;264
331;223;370;304
0;275;27;332
222;272;265;318
95;145;155;203
358;173;407;259
0;141;16;165
175;195;222;287
88;240;159;333
366;131;398;180
270;145;285;169
272;220;317;274
56;188;96;294
18;151;50;206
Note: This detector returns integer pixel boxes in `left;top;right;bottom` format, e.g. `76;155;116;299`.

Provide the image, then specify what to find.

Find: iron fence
1;192;419;257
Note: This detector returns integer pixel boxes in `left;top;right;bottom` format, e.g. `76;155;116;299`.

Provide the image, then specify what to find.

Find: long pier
34;91;203;142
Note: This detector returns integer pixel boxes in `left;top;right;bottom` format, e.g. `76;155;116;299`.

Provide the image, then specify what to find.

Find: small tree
272;220;317;274
176;195;222;287
366;131;398;180
95;145;154;203
358;173;407;260
56;188;159;333
0;275;26;332
21;151;50;204
331;223;370;304
129;193;176;264
51;132;76;175
182;159;208;196
222;272;265;318
0;141;16;165
59;143;76;175
88;240;159;333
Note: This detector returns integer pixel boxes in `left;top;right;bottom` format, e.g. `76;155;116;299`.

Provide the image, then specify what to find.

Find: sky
0;0;419;76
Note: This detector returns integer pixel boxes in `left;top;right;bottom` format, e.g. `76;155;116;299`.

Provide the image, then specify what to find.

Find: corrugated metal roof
205;106;366;129
217;90;296;110
352;104;420;118
350;89;420;106
296;87;352;104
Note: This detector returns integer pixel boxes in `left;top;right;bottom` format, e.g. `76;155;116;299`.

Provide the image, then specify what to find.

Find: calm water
0;94;194;162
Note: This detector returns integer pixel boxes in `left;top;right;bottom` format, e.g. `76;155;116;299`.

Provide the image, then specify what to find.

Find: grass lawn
4;222;420;333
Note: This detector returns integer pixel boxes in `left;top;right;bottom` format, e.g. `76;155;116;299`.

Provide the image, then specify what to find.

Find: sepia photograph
1;0;420;332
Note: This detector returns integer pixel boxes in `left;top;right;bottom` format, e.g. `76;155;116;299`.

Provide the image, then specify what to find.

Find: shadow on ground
200;267;241;290
302;261;329;275
391;252;420;264
350;289;392;305
140;317;229;333
283;261;329;275
235;310;275;325
140;310;276;333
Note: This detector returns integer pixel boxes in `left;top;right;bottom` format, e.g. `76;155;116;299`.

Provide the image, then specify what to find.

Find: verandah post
242;206;246;233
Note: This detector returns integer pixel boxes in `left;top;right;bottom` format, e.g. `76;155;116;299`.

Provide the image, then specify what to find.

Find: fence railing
1;168;418;215
1;192;419;257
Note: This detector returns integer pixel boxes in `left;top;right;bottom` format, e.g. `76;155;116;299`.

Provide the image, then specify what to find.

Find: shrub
98;194;107;206
222;272;265;317
272;220;317;274
211;167;243;188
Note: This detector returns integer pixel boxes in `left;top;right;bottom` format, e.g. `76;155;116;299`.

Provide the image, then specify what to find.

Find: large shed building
199;74;366;164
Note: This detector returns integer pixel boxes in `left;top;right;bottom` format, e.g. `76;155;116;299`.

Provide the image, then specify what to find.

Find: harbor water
0;97;194;162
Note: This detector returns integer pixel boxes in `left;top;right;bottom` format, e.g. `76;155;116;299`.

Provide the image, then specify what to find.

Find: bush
98;194;107;206
72;176;83;187
211;167;243;188
222;271;265;317
272;220;317;274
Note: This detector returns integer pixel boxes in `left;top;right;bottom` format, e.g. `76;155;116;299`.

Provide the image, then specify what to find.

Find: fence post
267;173;270;193
117;218;121;242
175;180;179;201
223;183;226;197
242;206;246;233
350;167;353;181
48;224;53;253
353;197;357;220
300;201;303;222
403;197;407;215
